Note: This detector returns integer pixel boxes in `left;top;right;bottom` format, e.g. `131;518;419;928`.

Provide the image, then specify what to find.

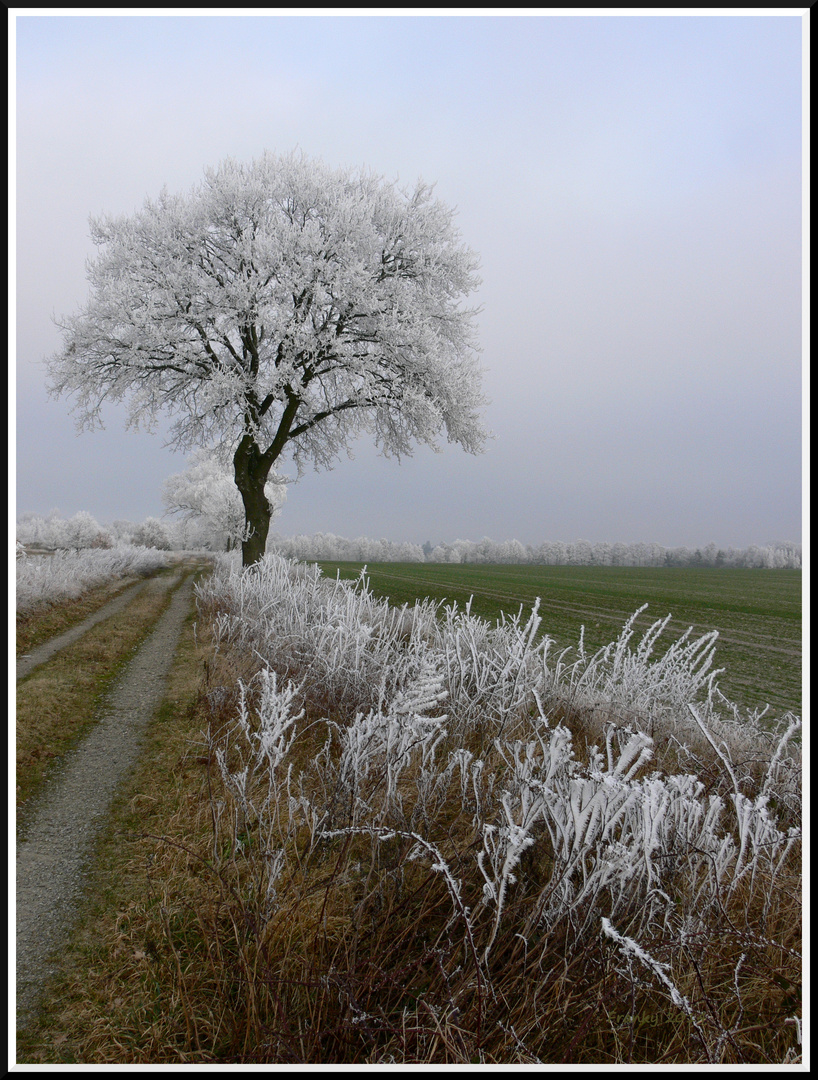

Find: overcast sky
13;11;805;549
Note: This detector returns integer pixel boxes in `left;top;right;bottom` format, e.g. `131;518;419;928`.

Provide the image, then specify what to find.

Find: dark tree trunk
234;435;274;568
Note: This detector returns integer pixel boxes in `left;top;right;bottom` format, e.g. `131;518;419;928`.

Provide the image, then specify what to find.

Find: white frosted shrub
209;648;799;1040
198;553;800;806
16;544;170;612
553;604;722;719
17;509;111;549
202;553;441;716
436;598;548;741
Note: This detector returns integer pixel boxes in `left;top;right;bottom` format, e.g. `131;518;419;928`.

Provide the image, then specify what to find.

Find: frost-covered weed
200;554;442;717
16;544;171;612
437;598;547;740
196;552;801;1062
555;604;722;720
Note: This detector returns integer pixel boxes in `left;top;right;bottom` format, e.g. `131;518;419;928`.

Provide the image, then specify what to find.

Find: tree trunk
234;435;274;568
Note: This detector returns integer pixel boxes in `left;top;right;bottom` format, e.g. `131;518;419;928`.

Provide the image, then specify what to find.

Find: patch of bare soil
16;567;197;1032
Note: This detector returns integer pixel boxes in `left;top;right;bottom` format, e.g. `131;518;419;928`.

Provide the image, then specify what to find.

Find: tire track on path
16;568;196;1032
16;578;151;681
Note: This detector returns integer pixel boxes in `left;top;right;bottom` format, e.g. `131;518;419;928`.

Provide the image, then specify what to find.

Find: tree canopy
48;151;488;564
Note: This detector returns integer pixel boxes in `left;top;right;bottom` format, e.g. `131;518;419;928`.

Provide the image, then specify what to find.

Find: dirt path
16;578;150;681
16;567;197;1031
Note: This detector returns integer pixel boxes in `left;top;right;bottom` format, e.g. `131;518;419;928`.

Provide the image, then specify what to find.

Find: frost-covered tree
592;540;612;566
62;510;104;549
163;449;286;551
131;516;172;550
47;151;488;566
17;510;104;550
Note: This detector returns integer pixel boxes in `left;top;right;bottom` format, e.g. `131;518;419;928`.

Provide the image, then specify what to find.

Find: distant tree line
16;513;801;569
269;532;802;569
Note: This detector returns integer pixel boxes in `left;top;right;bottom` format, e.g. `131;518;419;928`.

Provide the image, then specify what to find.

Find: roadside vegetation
17;553;801;1064
16;544;171;630
317;562;802;716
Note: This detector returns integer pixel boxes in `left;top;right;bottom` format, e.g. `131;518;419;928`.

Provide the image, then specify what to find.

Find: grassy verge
16;566;216;1064
16;572;150;657
16;569;184;813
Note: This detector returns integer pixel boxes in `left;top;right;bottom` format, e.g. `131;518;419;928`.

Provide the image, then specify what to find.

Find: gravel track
16;578;150;681
16;567;196;1031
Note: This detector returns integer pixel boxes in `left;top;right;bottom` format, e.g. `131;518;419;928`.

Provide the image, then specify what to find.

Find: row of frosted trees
271;532;802;569
17;514;801;569
16;511;207;553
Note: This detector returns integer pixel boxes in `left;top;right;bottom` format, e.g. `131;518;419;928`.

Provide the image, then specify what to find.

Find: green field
316;562;802;717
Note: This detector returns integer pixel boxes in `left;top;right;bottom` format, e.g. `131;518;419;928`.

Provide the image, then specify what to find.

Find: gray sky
13;11;804;549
